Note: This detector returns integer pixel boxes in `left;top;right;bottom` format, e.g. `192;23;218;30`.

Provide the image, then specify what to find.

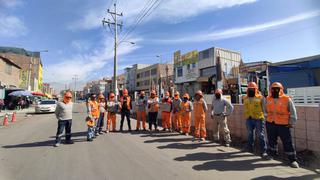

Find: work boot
200;138;206;142
87;138;93;142
261;153;271;160
135;129;139;132
185;133;189;136
179;130;183;134
290;161;299;168
162;128;167;131
65;140;74;144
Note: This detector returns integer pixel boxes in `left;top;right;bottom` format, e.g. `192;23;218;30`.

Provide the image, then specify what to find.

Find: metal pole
27;53;33;91
113;3;118;100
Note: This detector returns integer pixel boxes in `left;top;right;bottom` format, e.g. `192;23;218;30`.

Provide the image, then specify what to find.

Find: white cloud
155;10;320;43
71;39;92;51
68;0;257;30
43;36;142;90
0;13;27;37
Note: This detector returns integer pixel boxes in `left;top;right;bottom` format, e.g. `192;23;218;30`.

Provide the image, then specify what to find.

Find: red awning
32;92;46;96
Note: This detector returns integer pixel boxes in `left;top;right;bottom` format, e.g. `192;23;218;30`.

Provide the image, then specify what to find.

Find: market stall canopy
8;90;33;97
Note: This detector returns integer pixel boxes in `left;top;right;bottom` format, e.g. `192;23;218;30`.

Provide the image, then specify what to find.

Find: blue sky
0;0;319;91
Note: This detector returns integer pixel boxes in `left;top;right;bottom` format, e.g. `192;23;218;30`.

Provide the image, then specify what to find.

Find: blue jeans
87;126;94;139
96;112;105;133
246;119;267;154
55;120;72;143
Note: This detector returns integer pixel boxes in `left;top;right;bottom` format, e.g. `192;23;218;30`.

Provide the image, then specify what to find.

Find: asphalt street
0;103;319;180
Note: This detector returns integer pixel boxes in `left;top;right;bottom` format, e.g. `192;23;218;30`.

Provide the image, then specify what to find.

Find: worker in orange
87;93;100;137
161;91;172;132
172;91;182;133
147;90;159;131
244;82;268;159
266;82;299;168
180;93;193;136
106;92;118;133
136;91;147;131
119;89;132;132
193;90;208;142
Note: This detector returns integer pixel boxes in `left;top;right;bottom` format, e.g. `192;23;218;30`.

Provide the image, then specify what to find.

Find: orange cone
11;112;16;122
3;114;9;126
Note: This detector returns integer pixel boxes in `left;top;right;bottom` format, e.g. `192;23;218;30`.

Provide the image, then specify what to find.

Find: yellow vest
243;96;264;120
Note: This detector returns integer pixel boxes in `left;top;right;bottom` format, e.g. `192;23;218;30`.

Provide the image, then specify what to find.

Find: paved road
0;103;319;180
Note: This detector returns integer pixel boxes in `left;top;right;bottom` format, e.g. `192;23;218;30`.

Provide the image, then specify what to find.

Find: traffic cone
11;112;16;122
3;114;9;126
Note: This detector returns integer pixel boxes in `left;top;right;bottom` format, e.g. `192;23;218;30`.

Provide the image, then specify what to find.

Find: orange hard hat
98;94;105;99
109;93;115;98
195;90;203;97
271;82;284;89
123;89;128;95
183;93;190;99
248;82;258;89
215;89;223;94
140;91;145;96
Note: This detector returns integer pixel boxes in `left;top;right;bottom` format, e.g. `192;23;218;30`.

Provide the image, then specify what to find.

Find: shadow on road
49;131;87;138
2;138;88;148
251;174;320;180
175;151;252;161
158;142;220;150
144;137;192;143
140;132;182;138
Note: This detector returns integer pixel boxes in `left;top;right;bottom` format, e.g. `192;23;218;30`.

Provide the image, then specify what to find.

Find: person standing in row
136;91;147;131
54;91;74;147
97;94;106;135
148;90;159;131
161;91;172;132
243;82;268;159
106;93;118;133
266;82;299;168
211;89;234;147
193;90;208;142
172;91;182;133
119;89;132;132
87;94;100;137
180;93;193;136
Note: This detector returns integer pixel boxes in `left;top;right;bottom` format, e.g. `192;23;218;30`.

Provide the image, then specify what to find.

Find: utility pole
102;3;123;100
72;75;78;102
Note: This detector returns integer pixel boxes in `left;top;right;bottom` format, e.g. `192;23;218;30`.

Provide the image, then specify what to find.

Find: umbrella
32;92;46;96
8;90;33;97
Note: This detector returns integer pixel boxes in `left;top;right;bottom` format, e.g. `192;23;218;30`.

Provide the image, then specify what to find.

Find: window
151;68;157;75
192;63;196;68
144;70;150;77
177;67;183;77
200;66;215;77
5;63;12;75
137;73;140;79
137;82;140;87
187;64;190;70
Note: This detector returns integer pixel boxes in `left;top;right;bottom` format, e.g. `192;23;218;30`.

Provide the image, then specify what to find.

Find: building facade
0;47;43;92
124;64;150;95
136;63;173;96
0;56;21;89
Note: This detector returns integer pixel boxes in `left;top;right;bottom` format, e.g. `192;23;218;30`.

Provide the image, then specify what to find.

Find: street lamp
28;49;48;91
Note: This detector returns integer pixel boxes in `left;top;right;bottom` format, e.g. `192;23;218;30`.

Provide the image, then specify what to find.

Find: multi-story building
0;47;44;92
174;47;242;96
0;56;21;89
136;63;173;96
124;64;150;95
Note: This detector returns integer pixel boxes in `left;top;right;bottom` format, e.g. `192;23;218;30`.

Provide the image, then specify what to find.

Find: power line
119;0;162;44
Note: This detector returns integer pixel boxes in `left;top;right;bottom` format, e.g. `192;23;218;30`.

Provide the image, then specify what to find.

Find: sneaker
99;131;104;135
225;143;230;147
290;161;299;168
200;138;206;142
179;131;183;134
192;137;197;142
162;128;167;131
135;129;139;131
54;142;60;147
143;128;147;131
155;128;159;131
261;153;270;160
185;133;189;136
106;130;109;133
65;140;74;144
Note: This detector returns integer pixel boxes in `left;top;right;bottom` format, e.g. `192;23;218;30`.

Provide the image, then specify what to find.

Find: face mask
91;97;96;101
248;89;255;97
183;98;188;102
165;96;169;99
140;95;144;99
195;95;200;101
272;88;280;98
215;93;221;99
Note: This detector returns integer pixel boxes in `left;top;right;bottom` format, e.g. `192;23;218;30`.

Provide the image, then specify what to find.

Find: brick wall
190;104;320;153
0;59;20;87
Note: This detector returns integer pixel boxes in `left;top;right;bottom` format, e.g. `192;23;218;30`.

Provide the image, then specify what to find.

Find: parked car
35;100;57;113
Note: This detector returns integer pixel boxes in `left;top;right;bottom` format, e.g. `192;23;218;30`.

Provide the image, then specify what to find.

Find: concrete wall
190;104;320;153
0;59;21;88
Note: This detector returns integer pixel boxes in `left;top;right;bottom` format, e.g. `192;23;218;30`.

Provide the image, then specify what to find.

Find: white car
35;100;57;113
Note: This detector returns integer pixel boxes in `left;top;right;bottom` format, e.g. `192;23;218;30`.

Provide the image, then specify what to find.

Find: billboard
173;50;181;64
181;50;198;66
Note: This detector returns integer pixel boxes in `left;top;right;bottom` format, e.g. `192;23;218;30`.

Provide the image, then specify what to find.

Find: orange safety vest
120;96;131;110
266;96;290;125
180;101;190;113
148;97;159;112
193;99;205;117
88;100;100;118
